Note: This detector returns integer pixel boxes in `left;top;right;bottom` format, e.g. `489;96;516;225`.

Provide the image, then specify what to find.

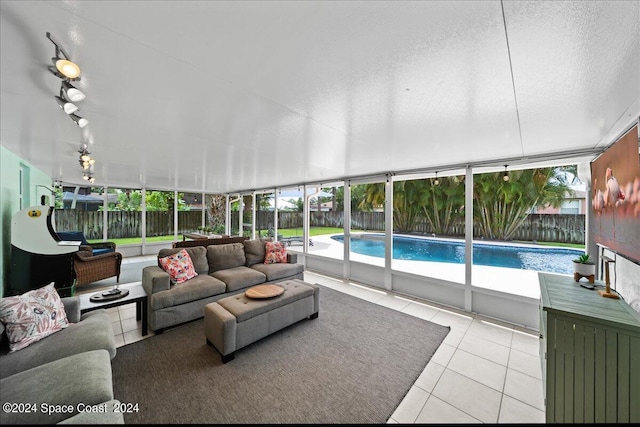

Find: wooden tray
245;284;284;299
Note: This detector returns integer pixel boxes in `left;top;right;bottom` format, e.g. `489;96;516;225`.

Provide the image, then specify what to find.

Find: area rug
111;284;450;424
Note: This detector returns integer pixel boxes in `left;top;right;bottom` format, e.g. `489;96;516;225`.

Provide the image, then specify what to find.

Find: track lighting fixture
47;32;89;130
82;172;95;184
434;171;439;186
78;144;96;180
70;113;89;128
61;81;85;102
503;165;510;182
46;32;80;80
54;95;79;114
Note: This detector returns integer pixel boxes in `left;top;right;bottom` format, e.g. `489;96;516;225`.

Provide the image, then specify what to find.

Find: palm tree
418;177;465;235
473;168;572;240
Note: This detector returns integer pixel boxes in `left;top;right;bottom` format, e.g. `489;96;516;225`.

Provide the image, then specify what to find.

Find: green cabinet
539;273;640;423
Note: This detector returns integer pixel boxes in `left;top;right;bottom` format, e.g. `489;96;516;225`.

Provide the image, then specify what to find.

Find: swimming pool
331;234;583;275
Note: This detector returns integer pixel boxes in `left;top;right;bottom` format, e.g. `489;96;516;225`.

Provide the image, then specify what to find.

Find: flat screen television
590;124;640;264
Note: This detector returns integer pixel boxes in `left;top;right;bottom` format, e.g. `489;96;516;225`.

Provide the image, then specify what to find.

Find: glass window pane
391;175;466;284
350;182;385;266
277;188;304;253
308;185;344;260
472;164;585;297
178;192;204;239
256;192;275;238
54;184;105;243
145;190;175;243
106;187;142;244
205;194;227;235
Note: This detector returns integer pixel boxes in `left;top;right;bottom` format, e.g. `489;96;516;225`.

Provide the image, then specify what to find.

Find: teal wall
1;146;52;297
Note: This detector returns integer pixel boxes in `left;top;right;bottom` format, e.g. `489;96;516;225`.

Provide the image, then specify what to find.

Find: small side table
79;282;148;336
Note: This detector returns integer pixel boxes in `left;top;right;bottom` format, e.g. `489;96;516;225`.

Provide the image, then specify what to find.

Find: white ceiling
1;0;638;194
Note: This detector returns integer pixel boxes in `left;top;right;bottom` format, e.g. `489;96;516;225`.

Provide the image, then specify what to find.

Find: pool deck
288;233;577;300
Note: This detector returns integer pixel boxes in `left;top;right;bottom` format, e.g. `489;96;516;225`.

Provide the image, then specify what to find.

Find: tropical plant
418;176;465;235
473;167;573;240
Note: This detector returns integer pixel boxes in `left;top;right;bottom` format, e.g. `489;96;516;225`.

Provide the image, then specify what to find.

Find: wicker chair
73;250;123;286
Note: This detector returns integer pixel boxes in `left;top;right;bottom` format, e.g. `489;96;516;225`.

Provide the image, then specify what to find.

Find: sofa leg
221;352;235;364
309;312;318;320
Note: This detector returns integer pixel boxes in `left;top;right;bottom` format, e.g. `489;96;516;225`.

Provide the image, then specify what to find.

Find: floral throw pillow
158;249;198;284
0;282;70;352
264;241;288;264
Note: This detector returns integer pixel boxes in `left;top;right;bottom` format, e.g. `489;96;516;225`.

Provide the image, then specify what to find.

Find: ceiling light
70;113;88;128
61;81;85;102
503;165;510;182
54;95;78;114
46;32;81;80
53;58;80;79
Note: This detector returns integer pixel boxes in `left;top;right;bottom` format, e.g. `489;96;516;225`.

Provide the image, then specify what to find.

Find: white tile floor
79;256;546;424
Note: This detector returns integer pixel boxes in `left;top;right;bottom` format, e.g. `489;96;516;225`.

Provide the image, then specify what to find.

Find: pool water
331;234;583;275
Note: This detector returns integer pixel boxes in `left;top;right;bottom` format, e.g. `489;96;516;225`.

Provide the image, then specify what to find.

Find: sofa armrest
287;253;297;264
142;266;171;295
61;297;81;323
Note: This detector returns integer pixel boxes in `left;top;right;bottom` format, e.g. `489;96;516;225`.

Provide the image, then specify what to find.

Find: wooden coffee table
79;282;148;336
245;284;284;299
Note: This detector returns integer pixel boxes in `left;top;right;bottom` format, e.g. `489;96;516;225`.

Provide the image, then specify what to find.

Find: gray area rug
111;285;449;424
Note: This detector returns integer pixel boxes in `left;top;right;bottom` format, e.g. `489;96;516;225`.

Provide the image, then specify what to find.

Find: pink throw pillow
0;282;70;352
264;241;288;264
158;249;198;284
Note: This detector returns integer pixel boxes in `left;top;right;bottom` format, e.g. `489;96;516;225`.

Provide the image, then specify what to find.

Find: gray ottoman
204;279;320;363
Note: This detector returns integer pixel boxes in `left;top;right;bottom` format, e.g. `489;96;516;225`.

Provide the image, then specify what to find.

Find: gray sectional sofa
142;238;305;333
0;297;123;424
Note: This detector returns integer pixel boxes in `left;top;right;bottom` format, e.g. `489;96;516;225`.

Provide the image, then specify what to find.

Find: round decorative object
245;284;284;299
89;288;130;302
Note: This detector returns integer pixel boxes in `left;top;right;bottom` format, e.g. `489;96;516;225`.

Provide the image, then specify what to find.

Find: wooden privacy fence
56;210;585;244
54;210;203;239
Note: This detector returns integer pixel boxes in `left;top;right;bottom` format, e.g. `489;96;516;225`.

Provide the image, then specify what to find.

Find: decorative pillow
0;282;70;352
264;241;288;264
158;249;198;284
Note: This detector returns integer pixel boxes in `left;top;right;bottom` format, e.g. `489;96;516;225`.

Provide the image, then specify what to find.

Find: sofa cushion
159;246;208;275
150;274;226;311
158;249;198;284
0;282;69;352
211;266;266;293
243;238;272;266
0;309;116;379
0;349;114;425
207;243;246;273
250;262;305;282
